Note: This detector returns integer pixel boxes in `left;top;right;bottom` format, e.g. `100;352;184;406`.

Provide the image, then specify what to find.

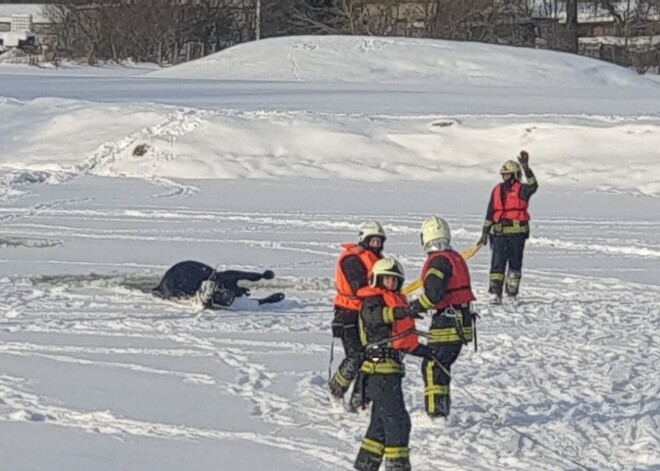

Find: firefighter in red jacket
329;221;386;411
478;150;538;304
354;257;433;471
412;216;476;419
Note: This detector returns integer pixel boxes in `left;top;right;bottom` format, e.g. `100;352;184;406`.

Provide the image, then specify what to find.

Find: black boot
488;275;503;305
489;276;504;296
354;451;382;471
437;394;451;417
428;394;451;419
385;458;411;471
505;270;521;302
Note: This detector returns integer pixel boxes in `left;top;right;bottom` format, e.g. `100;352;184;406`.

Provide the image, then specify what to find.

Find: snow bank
1;98;659;196
0;48;29;64
149;35;654;89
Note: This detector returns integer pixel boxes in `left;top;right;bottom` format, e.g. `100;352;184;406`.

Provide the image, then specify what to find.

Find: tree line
44;0;659;72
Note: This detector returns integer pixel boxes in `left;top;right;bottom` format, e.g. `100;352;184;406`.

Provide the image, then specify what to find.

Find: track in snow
1;178;659;470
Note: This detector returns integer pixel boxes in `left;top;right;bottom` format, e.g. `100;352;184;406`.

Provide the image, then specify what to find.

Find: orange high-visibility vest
334;243;380;311
421;250;475;310
357;286;420;352
492;181;530;222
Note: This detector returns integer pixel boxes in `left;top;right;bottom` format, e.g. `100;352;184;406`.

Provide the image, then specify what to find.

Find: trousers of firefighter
421;302;476;417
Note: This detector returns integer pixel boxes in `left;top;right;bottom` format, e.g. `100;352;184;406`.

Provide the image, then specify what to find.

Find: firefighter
354;257;432;471
477;150;539;304
412;216;476;419
329;221;386;411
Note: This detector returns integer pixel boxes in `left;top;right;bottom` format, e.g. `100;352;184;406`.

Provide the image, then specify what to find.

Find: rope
365;328;431;349
328;337;335;383
496;421;597;471
361;325;597;470
429;353;597;471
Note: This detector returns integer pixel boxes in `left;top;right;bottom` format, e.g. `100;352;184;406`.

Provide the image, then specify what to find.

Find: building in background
0;3;53;61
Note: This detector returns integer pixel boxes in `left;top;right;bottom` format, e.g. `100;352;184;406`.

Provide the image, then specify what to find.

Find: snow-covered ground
1;36;659;471
3;37;660;196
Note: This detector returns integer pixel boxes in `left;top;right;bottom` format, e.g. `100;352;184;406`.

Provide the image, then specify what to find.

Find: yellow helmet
500;160;522;180
420;216;451;252
370;257;405;290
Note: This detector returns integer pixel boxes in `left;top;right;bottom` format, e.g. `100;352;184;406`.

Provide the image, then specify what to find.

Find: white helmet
500;160;522;180
358;221;386;246
369;257;405;290
420;216;451;253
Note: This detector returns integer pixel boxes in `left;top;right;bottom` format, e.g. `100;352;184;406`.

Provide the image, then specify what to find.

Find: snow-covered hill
149;35;654;89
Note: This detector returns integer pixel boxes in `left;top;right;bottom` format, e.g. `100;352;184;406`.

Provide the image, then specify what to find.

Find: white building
0;4;50;52
0;4;49;32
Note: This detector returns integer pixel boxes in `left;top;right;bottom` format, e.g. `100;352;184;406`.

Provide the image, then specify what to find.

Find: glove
409;344;436;361
238;287;251;297
518;150;529;166
262;270;275;280
395;301;425;320
477;231;489;247
331;317;343;338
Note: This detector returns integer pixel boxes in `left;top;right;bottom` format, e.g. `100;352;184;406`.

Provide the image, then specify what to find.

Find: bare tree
283;0;367;35
283;0;534;39
44;0;251;65
630;0;660;72
566;0;579;52
597;0;629;37
426;0;537;42
596;0;660;71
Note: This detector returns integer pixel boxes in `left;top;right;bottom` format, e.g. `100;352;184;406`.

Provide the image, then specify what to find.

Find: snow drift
149;35;655;89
